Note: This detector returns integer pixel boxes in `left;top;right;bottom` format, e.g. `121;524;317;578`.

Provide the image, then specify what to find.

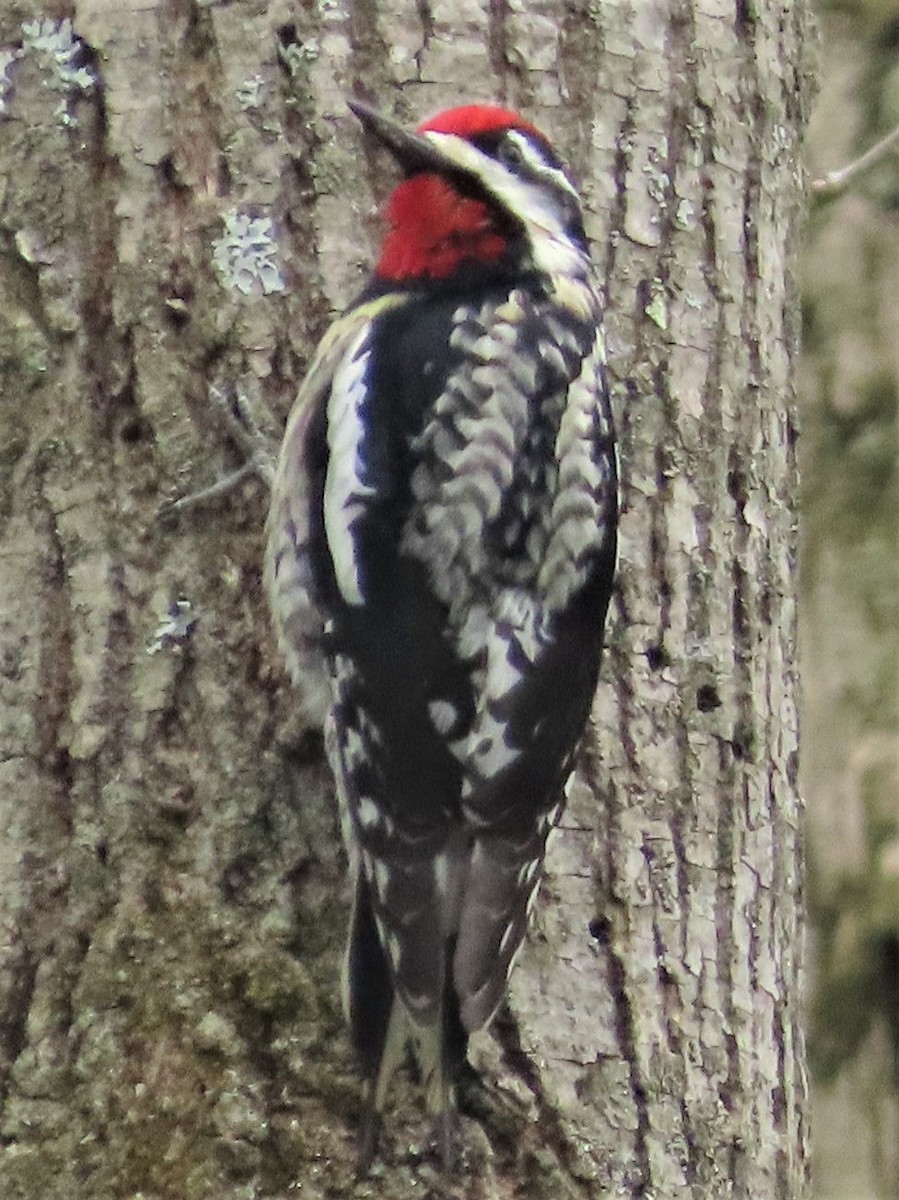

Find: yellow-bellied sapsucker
265;100;617;1165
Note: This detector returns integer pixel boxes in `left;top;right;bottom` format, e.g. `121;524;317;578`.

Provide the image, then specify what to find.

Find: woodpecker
265;99;617;1165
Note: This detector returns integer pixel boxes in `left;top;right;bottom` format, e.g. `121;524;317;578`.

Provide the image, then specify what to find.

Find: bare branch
812;122;899;197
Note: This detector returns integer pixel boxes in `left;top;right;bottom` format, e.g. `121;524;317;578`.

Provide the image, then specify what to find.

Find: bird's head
349;99;590;286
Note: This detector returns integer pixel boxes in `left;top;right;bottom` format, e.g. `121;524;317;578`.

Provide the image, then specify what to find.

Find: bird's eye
498;138;526;168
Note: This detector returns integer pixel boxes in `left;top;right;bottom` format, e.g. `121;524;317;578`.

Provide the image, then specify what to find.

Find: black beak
348;99;452;177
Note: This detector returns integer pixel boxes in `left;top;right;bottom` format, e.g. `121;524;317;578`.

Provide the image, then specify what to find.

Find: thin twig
812;122;899;197
161;461;263;516
159;384;278;519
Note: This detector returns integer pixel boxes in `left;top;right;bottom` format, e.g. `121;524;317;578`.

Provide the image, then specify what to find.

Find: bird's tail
344;870;467;1170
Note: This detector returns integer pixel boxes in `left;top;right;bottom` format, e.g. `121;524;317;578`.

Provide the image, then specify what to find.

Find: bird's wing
264;293;408;723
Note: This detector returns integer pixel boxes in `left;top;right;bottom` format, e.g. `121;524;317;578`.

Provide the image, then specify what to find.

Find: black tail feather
346;871;394;1077
442;940;469;1082
347;876;472;1172
356;1103;383;1177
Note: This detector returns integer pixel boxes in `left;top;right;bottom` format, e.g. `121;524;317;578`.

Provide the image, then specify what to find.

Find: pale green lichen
212;213;286;296
643;149;670;207
644;280;669;330
235;75;264;111
20;18;96;128
318;0;350;23
277;37;319;77
0;48;17;114
22;19;91;87
674;197;695;230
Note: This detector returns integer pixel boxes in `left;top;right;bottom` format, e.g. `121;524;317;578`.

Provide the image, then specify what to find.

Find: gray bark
0;2;812;1197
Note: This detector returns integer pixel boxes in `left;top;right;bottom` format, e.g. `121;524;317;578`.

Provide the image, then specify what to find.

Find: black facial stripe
471;128;565;176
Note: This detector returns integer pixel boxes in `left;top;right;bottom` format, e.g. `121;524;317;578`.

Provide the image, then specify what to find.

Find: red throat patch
374;175;508;282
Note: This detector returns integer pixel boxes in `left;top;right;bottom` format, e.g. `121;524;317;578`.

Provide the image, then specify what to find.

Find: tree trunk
0;3;812;1198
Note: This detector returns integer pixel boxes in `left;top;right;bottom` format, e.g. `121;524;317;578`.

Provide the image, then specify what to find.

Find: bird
265;97;618;1167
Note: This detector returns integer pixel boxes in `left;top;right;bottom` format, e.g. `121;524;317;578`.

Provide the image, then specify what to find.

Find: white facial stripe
422;131;588;279
503;129;581;204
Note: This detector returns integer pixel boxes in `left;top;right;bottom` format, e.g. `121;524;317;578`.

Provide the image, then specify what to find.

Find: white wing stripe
323;331;376;605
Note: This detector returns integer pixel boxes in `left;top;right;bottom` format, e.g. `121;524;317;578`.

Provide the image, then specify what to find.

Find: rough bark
0;2;811;1198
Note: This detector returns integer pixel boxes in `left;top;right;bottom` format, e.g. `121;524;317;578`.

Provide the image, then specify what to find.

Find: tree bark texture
0;2;811;1198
